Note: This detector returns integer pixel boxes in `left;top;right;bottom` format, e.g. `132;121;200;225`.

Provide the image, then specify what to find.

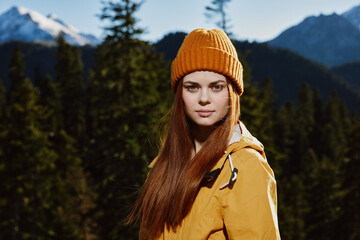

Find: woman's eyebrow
210;80;227;84
184;80;226;84
183;81;199;85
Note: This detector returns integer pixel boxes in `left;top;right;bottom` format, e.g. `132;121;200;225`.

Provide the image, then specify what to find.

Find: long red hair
127;78;240;239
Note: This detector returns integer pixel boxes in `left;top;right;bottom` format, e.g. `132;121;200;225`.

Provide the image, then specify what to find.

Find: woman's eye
186;86;198;91
212;85;224;91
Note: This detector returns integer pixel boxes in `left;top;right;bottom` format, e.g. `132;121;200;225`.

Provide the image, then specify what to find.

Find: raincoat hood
228;121;264;157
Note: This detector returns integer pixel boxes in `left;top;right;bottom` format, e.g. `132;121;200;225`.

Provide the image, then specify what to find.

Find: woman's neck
191;124;216;154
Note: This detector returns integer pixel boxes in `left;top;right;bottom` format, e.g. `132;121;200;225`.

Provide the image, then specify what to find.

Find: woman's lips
196;110;214;117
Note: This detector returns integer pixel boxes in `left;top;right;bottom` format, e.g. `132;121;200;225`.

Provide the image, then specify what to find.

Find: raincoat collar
228;122;242;146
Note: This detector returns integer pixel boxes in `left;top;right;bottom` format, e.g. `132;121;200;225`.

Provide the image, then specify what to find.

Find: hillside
154;32;360;111
331;60;360;89
0;41;96;88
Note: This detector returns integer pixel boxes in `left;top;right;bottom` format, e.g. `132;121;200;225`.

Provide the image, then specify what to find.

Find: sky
0;0;359;43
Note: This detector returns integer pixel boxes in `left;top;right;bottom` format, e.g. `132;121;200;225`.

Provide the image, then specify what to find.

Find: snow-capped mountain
0;6;101;46
267;5;360;67
342;5;360;31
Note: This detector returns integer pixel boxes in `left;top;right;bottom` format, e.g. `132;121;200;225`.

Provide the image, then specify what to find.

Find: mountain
155;32;360;111
0;6;101;46
267;12;360;67
331;60;360;89
342;5;360;30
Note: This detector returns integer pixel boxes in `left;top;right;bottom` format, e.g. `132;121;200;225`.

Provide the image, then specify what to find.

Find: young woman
128;28;281;239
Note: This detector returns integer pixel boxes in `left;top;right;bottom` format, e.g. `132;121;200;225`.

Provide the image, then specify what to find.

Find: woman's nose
199;89;211;105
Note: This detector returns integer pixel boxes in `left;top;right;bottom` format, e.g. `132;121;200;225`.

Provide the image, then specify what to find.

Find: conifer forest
0;0;359;239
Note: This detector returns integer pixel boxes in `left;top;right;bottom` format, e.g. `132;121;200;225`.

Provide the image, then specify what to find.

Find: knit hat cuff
171;47;243;94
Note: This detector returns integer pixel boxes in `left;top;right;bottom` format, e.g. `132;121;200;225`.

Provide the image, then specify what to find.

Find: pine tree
85;0;171;238
274;100;296;176
101;0;143;42
309;89;324;155
292;88;349;239
279;174;307;240
0;47;57;239
55;36;85;141
0;78;5;118
274;99;308;239
8;47;25;98
0;78;7;234
294;83;315;173
0;46;90;240
53;39;94;239
38;73;93;239
273;84;317;239
321;91;350;160
238;49;259;127
256;77;279;169
340;116;360;239
239;59;279;171
49;130;95;240
38;75;63;134
205;0;232;35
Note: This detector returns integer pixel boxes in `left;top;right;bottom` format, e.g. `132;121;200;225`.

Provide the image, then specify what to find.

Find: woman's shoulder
231;147;274;178
225;122;275;181
231;146;266;166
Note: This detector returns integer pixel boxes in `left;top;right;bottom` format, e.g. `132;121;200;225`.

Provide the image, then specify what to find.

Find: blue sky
0;0;359;43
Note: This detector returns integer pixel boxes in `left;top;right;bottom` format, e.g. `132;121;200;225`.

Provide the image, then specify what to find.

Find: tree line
0;0;359;239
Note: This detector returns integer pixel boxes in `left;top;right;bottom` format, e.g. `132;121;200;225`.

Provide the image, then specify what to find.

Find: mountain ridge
342;4;360;30
0;6;101;46
153;3;360;69
267;11;360;67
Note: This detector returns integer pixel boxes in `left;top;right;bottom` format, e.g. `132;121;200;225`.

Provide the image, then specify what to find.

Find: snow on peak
0;5;101;46
12;6;28;15
46;13;79;33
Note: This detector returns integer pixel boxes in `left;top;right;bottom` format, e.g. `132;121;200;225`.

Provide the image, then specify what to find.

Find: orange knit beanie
171;28;243;95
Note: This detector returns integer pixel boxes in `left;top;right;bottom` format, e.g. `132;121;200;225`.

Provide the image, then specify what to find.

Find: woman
127;28;281;239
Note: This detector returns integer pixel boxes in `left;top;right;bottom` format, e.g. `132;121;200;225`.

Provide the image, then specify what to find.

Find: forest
0;0;359;239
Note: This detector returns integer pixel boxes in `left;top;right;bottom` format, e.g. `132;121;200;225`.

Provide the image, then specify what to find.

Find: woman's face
182;71;229;128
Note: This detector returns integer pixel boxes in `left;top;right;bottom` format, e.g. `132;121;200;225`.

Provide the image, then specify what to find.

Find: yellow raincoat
143;122;281;239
